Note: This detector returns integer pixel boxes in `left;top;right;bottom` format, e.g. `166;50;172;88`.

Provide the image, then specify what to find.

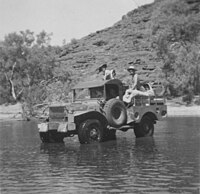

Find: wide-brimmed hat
127;65;137;71
98;63;107;72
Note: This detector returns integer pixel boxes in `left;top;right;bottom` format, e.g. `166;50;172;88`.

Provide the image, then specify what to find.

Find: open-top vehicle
38;79;167;143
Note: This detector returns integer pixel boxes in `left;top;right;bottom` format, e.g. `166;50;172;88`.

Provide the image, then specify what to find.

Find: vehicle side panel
127;104;167;123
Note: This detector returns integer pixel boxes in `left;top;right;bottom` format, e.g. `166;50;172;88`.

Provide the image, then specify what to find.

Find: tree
0;30;57;104
0;32;30;101
152;0;200;96
36;31;52;47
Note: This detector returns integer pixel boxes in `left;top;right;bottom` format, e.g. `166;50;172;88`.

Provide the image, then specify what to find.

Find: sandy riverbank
0;102;200;121
0;103;24;121
167;104;200;117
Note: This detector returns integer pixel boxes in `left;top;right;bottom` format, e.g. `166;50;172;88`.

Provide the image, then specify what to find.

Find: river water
0;117;199;194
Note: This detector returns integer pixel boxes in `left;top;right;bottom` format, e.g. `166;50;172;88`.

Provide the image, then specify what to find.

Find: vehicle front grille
48;122;59;130
49;106;66;121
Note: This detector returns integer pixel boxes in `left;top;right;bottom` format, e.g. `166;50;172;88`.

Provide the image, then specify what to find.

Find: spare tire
103;99;127;127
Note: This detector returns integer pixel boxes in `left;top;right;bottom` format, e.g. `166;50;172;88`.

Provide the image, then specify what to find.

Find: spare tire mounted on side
103;98;127;127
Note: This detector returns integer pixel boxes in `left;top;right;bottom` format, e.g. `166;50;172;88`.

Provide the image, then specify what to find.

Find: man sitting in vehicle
123;65;140;103
123;66;155;103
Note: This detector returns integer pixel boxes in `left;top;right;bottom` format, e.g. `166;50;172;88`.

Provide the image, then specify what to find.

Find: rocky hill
56;0;200;87
0;0;199;110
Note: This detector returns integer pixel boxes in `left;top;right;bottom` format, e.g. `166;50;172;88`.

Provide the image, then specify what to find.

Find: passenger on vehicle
123;81;155;104
138;83;155;97
98;64;116;80
123;65;141;103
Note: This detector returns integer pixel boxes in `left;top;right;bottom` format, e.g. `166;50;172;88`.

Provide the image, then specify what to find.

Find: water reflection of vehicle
39;136;159;184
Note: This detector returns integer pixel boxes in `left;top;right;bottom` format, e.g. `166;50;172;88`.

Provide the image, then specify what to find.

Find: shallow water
0;117;199;194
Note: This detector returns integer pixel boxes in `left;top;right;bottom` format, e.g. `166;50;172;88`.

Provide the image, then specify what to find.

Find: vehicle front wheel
78;119;104;144
134;116;154;138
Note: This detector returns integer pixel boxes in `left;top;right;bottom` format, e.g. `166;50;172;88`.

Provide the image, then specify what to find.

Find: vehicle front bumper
38;122;76;133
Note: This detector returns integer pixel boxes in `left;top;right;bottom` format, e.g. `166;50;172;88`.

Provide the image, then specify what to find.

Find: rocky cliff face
56;0;200;85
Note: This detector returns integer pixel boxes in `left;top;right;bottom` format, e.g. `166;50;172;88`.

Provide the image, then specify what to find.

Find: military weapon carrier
38;79;167;143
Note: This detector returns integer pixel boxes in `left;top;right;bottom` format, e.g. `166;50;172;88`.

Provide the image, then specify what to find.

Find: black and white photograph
0;0;200;193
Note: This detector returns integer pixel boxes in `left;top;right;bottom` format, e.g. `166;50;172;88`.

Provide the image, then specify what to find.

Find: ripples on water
0;117;199;194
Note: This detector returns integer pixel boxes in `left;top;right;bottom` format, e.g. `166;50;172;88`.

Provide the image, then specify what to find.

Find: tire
134;116;154;138
40;131;64;143
78;119;104;144
103;99;127;127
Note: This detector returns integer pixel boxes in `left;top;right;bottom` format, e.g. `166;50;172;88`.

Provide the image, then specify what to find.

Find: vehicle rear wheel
78;119;104;144
104;99;127;127
134;116;154;138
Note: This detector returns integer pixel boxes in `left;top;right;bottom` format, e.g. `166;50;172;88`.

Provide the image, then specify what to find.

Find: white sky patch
0;0;154;45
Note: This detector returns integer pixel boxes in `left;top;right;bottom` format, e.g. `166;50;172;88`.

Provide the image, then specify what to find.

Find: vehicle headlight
67;107;74;114
161;110;167;116
134;112;139;120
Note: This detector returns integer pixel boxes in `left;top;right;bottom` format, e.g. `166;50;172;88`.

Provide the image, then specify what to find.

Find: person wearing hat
98;64;116;80
126;65;140;89
123;65;140;103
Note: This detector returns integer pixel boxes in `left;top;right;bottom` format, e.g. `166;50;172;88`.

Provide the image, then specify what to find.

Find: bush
194;96;200;105
23;85;47;116
182;93;193;105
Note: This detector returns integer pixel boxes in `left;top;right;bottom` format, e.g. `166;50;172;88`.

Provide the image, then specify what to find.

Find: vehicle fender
74;111;108;129
141;111;158;123
131;106;159;123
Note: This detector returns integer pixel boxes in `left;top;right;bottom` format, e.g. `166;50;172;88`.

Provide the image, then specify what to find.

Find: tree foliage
0;30;69;109
153;0;200;96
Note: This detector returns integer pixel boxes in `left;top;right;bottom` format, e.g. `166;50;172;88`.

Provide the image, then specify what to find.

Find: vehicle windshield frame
73;86;105;102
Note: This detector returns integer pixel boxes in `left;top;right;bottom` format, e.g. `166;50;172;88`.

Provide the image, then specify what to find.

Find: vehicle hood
48;100;100;117
66;100;99;112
